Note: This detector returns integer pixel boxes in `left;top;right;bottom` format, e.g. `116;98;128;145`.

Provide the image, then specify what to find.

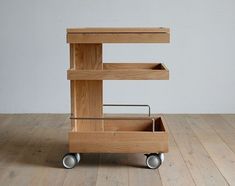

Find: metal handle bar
70;117;154;121
103;104;151;117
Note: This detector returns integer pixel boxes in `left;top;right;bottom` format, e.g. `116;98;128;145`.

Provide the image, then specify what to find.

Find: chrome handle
103;104;151;117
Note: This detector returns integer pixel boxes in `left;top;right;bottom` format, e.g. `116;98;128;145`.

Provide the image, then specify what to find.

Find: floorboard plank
0;115;39;181
166;115;228;186
29;115;68;186
186;115;235;185
201;115;235;154
128;153;162;186
159;116;195;186
0;114;45;185
221;114;235;129
96;153;129;186
63;153;100;186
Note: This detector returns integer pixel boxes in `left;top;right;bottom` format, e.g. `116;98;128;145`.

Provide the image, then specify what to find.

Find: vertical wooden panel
74;44;103;70
70;44;103;131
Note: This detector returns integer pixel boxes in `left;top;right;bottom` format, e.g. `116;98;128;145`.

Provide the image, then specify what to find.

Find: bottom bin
68;116;168;153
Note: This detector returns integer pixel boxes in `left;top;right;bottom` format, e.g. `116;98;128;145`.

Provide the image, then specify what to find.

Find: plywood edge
67;27;170;34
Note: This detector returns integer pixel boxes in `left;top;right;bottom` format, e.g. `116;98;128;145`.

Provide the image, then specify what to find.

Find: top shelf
67;27;170;44
67;27;170;33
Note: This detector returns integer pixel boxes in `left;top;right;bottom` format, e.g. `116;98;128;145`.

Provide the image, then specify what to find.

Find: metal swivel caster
146;153;164;169
159;153;164;163
62;153;80;169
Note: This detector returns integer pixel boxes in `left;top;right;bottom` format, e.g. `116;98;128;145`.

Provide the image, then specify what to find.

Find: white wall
0;0;235;114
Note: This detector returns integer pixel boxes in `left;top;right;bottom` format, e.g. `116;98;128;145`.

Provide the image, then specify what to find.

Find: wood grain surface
67;63;169;80
70;44;103;132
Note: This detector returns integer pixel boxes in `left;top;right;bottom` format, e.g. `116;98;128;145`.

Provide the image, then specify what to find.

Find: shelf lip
67;27;170;43
67;27;170;34
67;63;169;80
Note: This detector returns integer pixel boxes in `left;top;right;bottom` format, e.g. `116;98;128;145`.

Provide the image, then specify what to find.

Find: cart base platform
69;116;168;153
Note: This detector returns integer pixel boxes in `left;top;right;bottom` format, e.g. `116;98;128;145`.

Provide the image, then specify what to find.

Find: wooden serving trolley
62;27;170;169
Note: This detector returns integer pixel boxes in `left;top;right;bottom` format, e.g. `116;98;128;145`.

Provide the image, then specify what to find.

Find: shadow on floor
0;117;147;169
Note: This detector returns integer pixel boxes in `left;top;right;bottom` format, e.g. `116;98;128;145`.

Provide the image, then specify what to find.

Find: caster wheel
146;153;161;169
75;153;81;163
62;153;77;169
159;153;164;163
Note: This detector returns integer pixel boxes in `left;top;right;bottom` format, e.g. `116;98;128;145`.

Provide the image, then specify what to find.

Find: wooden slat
67;63;169;80
67;27;170;33
67;33;170;43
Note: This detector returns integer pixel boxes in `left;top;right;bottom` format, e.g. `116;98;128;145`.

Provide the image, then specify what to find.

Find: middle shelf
67;63;169;80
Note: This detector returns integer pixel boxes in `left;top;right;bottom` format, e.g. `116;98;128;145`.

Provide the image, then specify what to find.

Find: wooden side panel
73;44;103;69
70;44;103;132
69;131;168;153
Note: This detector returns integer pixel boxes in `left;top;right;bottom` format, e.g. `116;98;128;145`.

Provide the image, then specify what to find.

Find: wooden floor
0;114;235;186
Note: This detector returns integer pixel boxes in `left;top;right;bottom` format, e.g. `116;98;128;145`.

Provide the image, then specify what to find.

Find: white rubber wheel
159;153;164;163
62;153;77;169
146;154;161;169
75;153;81;163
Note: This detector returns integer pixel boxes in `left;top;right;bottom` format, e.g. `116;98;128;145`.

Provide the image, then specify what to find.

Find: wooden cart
63;27;170;169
